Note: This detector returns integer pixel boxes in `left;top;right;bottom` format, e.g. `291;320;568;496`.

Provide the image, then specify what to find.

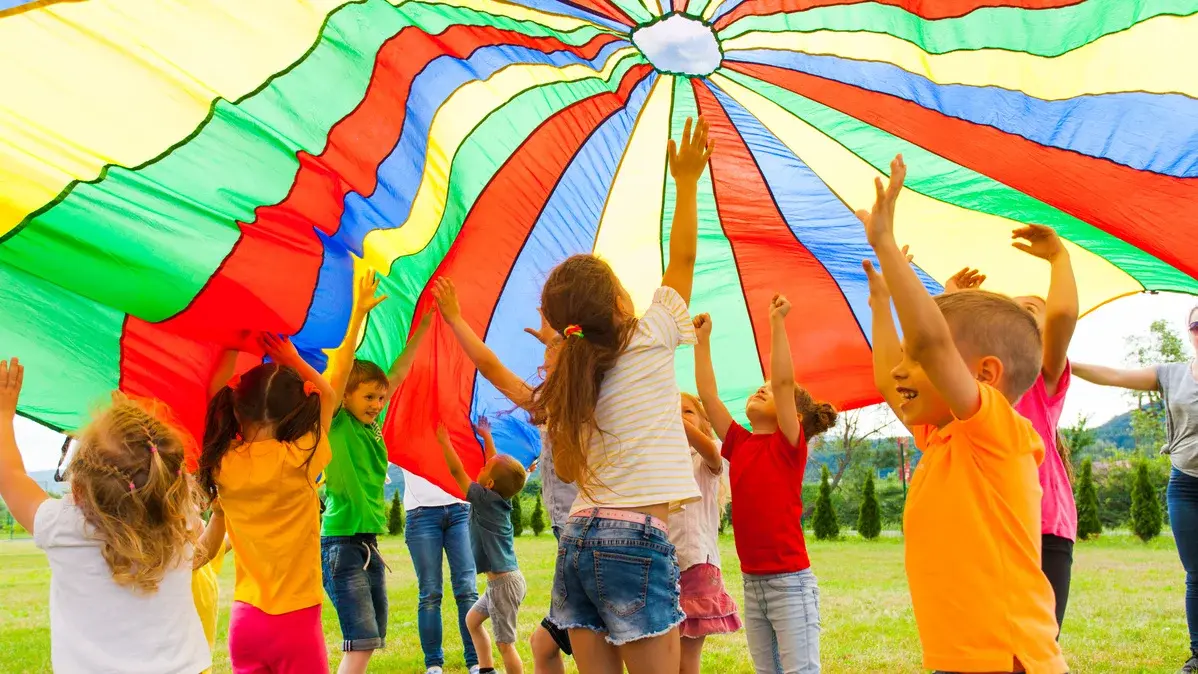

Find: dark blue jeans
322;534;388;651
1170;468;1198;653
404;503;479;668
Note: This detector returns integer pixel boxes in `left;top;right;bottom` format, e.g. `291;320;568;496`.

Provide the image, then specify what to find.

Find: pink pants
229;601;328;674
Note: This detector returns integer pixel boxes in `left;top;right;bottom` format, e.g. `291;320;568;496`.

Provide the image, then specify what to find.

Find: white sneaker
468;667;480;674
426;668;444;674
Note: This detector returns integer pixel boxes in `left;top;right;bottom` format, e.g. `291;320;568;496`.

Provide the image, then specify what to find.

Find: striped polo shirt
570;286;702;514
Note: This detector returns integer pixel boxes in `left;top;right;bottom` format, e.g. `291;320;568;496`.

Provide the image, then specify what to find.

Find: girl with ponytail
200;334;337;674
0;358;211;673
530;117;714;673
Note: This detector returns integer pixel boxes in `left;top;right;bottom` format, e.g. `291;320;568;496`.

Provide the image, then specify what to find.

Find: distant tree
1075;458;1102;541
825;409;888;492
387;492;404;535
812;465;839;540
1061;415;1097;461
720;502;731;535
511;496;525;537
530;497;545;537
1130;461;1163;542
1125;319;1187;453
857;473;881;540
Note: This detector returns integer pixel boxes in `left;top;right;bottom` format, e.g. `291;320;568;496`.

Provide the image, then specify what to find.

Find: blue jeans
743;569;821;674
404;504;479;668
321;534;387;651
1170;468;1198;653
549;512;684;646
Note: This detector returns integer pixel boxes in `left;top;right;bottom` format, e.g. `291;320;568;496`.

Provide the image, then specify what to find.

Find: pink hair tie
149;444;158;454
128;482;136;492
303;380;319;396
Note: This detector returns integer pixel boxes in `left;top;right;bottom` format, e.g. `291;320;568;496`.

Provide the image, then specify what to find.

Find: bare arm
684;419;722;471
329;272;388;400
692;314;734;440
1072;363;1159;392
476;418;497;462
436;424;472;495
661;117;714;305
209;349;240;400
262;335;338;431
193;505;226;570
864;156;980;420
864;261;908;426
388;312;432;393
1013;225;1078;394
0;359;48;533
768;295;801;447
432;278;533;409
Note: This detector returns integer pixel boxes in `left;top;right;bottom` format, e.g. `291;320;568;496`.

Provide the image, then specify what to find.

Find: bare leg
530;625;566;674
569;629;622;674
680;636;705;674
498;642;524;674
466;608;494;670
618;627;681;674
336;651;372;674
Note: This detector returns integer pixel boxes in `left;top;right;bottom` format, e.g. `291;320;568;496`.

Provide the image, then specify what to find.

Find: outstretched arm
388;312;433;393
693;314;734;440
209;349;240;400
0;359;48;532
433;277;536;410
476;417;497;462
436;424;472;495
329;272;389;400
262;335;337;431
684;419;722;472
194;502;227;570
864;260;908;428
661;117;714;305
1013;225;1078;394
863;156;980;420
768;295;802;447
1072;363;1158;392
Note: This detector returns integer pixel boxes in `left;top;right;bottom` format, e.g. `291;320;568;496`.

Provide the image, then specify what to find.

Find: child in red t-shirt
693;295;838;674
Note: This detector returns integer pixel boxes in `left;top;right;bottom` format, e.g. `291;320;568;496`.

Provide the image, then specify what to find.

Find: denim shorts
322;534;388;651
548;512;684;646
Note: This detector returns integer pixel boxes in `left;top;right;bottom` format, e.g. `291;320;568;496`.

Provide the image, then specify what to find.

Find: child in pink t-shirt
945;223;1079;632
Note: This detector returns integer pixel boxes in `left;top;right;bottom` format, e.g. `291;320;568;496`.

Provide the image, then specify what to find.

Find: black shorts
540;616;573;656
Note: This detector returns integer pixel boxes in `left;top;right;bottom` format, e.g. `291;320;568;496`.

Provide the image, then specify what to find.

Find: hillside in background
1092;410;1136;449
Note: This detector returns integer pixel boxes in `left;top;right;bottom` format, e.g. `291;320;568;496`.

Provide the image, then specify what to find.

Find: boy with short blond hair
860;155;1067;674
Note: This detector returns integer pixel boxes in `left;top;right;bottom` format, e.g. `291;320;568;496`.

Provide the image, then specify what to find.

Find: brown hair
1054;430;1075;484
346;359;388;395
527;255;635;492
489;456;527;499
199;363;323;501
794;387;838;438
934;290;1043;401
69;399;200;593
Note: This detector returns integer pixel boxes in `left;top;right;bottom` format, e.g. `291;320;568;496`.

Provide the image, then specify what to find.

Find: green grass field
0;533;1186;673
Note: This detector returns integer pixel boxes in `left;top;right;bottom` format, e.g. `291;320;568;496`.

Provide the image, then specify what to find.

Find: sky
11;292;1197;472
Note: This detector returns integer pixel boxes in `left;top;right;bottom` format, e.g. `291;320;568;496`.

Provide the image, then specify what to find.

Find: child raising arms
321;272;431;674
437;418;528;674
863;156;1066;674
0;359;211;673
672;393;741;674
693;298;837;674
200;335;338;674
526;117;713;674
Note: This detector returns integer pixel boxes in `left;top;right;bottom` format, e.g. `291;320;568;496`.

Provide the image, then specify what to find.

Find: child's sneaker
425;668;443;674
468;667;480;674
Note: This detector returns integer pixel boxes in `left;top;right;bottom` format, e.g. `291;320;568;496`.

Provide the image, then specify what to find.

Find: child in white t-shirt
0;358;212;674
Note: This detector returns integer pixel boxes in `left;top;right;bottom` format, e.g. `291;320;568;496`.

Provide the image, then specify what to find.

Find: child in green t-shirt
321;272;430;674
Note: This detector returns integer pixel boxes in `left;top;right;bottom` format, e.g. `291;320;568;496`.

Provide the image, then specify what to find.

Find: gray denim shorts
472;570;527;644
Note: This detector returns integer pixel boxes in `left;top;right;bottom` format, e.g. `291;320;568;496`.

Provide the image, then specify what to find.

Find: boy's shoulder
467;482;510;508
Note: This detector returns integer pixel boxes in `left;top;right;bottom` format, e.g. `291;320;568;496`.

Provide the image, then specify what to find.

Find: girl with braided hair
0;357;212;673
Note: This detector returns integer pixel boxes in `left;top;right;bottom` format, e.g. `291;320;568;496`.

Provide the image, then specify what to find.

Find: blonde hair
70;399;200;593
680;393;731;511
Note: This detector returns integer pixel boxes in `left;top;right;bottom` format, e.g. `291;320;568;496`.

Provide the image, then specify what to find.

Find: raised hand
475;416;493;439
945;267;986;293
1012;224;1065;262
523;308;560;346
862;260;889;300
0;358;23;418
769;294;791;322
432;277;461;321
693;313;713;343
857;154;906;246
667;116;715;184
435;423;451;448
261;333;302;367
356;270;388;315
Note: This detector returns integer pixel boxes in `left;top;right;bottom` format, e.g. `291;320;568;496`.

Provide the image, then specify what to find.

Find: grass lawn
0;532;1186;673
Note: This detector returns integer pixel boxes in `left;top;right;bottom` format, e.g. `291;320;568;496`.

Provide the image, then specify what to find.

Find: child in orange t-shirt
860;155;1067;674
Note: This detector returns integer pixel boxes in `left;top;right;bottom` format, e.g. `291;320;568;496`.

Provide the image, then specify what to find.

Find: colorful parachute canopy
2;0;1196;495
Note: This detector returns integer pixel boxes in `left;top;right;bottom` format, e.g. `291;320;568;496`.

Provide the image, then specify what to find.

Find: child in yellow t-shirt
861;155;1066;674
